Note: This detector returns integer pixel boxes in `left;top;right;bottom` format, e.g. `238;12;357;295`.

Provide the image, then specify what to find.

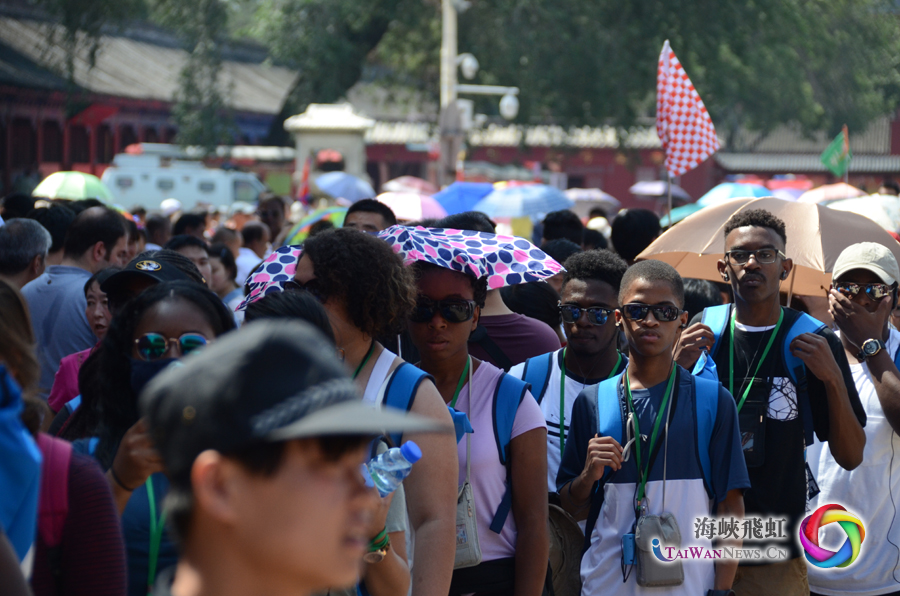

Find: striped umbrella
282;207;347;246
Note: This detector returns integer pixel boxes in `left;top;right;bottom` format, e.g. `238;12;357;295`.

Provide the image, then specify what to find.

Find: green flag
820;125;851;177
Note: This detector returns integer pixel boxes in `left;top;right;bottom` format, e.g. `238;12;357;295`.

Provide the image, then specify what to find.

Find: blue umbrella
659;203;705;227
473;184;573;218
433;182;495;215
697;183;770;207
313;172;376;202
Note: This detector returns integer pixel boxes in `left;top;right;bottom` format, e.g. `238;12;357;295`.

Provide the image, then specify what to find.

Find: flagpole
666;172;673;224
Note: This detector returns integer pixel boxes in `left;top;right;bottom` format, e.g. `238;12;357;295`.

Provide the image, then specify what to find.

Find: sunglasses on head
620;303;683;323
409;298;476;324
558;304;614;326
725;248;786;265
135;333;208;361
834;282;895;301
283;278;325;302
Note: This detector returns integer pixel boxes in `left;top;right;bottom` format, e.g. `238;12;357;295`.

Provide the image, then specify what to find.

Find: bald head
63;206;129;271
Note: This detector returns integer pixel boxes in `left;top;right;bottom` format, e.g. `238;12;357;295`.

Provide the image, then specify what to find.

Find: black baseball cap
139;320;449;478
101;251;201;304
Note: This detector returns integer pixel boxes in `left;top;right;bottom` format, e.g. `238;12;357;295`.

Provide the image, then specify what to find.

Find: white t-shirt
807;328;900;596
235;247;263;286
510;349;623;491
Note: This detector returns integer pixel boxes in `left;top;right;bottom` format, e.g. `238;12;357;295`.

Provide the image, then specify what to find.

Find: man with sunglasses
676;209;865;596
510;249;628;491
807;243;900;596
558;260;748;596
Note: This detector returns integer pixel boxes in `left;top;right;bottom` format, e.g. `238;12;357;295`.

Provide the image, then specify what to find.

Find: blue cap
400;441;422;464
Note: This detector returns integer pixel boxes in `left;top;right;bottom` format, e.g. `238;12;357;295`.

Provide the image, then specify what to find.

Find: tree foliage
150;0;236;152
260;0;900;148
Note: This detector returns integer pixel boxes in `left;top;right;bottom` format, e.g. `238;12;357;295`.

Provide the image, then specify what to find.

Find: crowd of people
0;189;898;596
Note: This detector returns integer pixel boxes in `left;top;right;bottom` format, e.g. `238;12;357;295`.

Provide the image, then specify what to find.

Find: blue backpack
593;372;720;501
521;352;555;404
381;362;529;533
691;304;826;446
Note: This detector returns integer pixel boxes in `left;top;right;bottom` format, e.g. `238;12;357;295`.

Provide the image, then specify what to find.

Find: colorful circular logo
799;504;865;568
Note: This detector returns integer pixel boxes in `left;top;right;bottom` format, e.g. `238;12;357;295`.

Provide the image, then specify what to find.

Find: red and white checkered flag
656;40;719;178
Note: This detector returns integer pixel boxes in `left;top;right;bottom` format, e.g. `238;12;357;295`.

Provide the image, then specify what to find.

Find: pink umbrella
377;192;448;221
376;225;563;289
798;183;865;203
382;176;439;195
235;245;303;311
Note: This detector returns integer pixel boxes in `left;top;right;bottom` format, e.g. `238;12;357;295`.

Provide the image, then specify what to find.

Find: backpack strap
692;376;719;502
521;352;554;404
36;433;72;548
781;311;826;446
382;363;430;447
596;374;625;482
700;304;733;359
469;325;514;371
488;373;530;534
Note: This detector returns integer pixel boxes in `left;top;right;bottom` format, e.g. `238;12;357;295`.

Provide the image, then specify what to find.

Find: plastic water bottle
366;442;422;497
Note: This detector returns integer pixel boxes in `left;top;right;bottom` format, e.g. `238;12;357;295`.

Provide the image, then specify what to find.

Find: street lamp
439;0;520;184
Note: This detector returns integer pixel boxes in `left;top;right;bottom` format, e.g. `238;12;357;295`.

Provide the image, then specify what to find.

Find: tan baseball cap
833;242;900;285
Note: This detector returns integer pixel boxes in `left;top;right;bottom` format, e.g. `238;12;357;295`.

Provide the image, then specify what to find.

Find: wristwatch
857;338;886;361
363;536;391;564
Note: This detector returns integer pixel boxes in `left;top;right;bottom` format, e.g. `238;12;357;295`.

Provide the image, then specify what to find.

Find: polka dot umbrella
236;245;302;312
376;225;564;289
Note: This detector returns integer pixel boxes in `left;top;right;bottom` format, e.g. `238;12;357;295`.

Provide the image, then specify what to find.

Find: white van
101;148;267;211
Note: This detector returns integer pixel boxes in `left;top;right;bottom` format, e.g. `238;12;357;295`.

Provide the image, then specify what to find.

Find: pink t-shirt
453;361;546;561
47;347;93;413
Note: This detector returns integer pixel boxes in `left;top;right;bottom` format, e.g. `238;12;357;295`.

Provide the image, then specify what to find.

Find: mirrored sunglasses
135;333;208;361
621;303;683;322
835;282;894;301
558;304;613;326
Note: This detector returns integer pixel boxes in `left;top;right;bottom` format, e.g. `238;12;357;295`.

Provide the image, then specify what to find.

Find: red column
35;116;44;172
62;120;71;170
88;125;97;175
3;114;12;192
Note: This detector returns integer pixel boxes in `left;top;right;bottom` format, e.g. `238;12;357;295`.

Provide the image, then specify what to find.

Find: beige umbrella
636;197;900;297
797;182;865;204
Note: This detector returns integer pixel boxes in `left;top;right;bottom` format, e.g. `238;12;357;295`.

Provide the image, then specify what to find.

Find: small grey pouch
632;379;683;587
454;433;482;569
634;512;684;587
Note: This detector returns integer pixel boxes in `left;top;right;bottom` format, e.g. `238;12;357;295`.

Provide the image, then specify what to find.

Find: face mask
130;357;178;396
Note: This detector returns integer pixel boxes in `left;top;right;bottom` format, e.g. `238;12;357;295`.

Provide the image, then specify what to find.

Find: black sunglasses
559;304;614;326
409;298;476;324
284;278;325;302
725;248;786;265
835;282;895;301
621;303;683;323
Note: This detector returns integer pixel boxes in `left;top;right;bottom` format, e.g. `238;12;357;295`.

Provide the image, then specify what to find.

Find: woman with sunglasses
61;281;236;596
297;228;459;596
406;261;549;596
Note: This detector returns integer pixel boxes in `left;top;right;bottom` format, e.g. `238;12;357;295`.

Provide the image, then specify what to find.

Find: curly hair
62;282;236;468
411;261;488;308
303;228;416;337
562;249;628;292
723;208;787;246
